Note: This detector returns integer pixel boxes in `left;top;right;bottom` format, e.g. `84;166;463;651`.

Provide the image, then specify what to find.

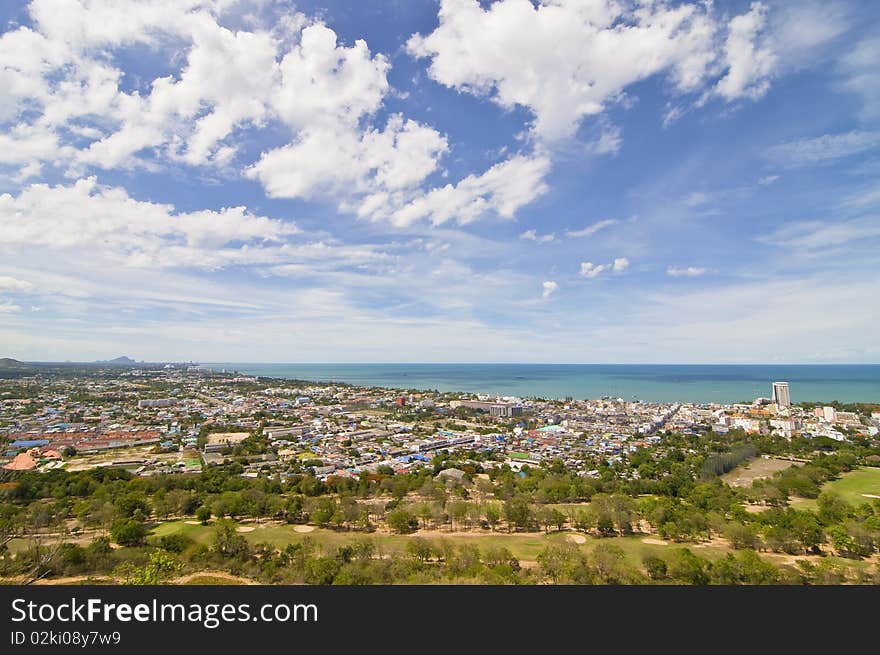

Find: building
138;398;177;409
771;382;791;408
204;432;249;452
489;403;523;418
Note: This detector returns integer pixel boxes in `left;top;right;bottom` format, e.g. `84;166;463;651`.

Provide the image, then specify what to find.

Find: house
435;467;468;485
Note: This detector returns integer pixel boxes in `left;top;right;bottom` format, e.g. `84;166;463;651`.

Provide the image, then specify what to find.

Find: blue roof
10;439;50;448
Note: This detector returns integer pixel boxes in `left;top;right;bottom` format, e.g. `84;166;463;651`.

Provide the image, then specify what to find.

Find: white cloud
407;0;723;142
541;280;558;299
757;216;880;251
407;1;790;144
590;122;622;156
713;2;776;101
580;256;628;278
0;1;467;225
579;262;606;278
0;301;22;313
838;37;880;121
0;276;34;292
565;219;617;238
766;130;880;168
383;153;551;227
683;191;712;207
758;175;779;186
667;266;705;277
272;23;389;129
0;178;301;269
248;114;448;200
520;229;555;243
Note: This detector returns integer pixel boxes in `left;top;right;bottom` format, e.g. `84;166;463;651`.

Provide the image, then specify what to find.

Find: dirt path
174;571;258;585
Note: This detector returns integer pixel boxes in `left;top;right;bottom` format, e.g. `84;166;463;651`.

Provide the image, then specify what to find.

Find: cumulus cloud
0;276;34;292
520;229;555;243
542;280;558;298
580;256;628;278
378;153;552;227
407;0;785;144
0;178;301;269
579;262;606;278
248;114;448;200
3;1;525;227
667;266;705;277
713;2;776;101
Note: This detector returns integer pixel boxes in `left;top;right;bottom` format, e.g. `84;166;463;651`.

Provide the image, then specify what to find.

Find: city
3;366;876;480
1;361;878;587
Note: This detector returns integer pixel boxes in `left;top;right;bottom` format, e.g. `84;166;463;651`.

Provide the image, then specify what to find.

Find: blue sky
0;0;878;363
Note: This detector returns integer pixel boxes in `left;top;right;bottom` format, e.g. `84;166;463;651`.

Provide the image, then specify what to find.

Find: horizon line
16;360;880;367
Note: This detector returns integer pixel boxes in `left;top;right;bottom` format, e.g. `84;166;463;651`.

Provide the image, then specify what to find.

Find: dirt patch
722;457;795;488
691;536;730;549
184;520;202;525
29;575;115;585
743;504;769;514
567;534;587;544
235;526;255;533
174;571;257;585
293;525;315;533
641;538;668;546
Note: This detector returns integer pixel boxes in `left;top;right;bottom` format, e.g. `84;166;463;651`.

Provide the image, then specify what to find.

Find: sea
201;363;880;405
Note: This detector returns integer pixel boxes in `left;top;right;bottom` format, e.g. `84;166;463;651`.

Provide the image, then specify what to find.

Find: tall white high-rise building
771;381;791;408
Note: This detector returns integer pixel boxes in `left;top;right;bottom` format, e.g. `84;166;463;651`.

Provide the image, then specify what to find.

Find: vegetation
1;419;879;585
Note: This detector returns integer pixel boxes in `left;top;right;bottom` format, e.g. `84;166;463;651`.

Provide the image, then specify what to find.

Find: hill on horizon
98;356;138;364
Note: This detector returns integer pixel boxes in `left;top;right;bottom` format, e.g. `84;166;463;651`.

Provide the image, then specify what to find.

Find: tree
387;508;418;534
667;548;710;585
817;492;852;525
484;503;501;531
115;551;182;585
196;506;211;524
110;518;147;546
644;555;667;581
406;538;434;562
503;497;533;532
213;520;250;559
725;522;760;550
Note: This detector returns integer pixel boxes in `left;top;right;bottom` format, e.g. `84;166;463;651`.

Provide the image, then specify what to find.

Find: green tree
116;551;182;585
195;506;211;524
213;520;250;559
110;518;147;546
387;508;418;534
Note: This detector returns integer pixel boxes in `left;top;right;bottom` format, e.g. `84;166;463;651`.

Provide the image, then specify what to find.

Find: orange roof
4;452;38;471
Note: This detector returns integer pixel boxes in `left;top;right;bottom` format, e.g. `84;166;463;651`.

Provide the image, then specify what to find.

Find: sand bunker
236;526;256;533
567;534;587;544
184;520;202;525
862;494;880;499
293;525;315;533
641;538;668;546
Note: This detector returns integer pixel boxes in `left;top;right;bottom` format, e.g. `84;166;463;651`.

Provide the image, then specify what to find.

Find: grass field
790;466;880;510
149;520;736;569
721;457;795;488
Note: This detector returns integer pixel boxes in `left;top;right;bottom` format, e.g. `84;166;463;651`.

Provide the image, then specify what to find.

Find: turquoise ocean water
202;364;880;404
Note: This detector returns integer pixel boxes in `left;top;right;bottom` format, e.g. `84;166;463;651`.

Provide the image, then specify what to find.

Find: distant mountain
0;357;29;369
99;356;138;365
